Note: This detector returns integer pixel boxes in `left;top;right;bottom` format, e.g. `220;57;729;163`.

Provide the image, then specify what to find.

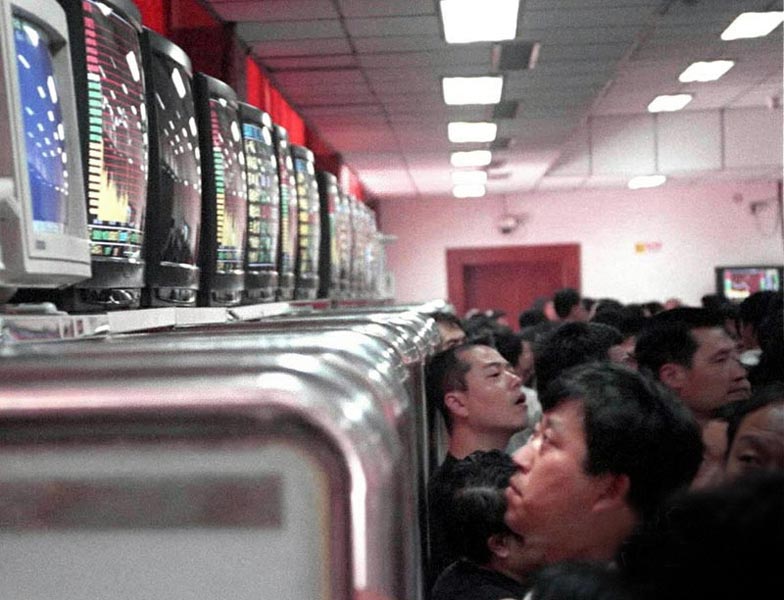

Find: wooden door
447;244;581;327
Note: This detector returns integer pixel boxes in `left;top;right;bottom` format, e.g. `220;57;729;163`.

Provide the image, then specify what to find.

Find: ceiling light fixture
442;76;504;105
721;11;784;40
453;184;487;198
448;121;498;143
647;94;693;112
440;0;519;44
450;150;493;167
678;60;735;82
628;175;666;190
452;170;488;185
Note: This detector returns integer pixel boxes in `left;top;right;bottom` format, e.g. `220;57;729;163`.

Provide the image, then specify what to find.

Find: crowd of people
424;288;784;600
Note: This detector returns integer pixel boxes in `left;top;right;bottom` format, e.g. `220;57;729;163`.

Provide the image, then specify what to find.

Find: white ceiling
204;0;784;199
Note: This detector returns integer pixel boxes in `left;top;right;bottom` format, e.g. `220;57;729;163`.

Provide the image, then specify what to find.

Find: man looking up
426;342;527;589
504;362;702;573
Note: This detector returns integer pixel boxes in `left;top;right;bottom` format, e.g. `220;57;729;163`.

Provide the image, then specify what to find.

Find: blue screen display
13;16;68;235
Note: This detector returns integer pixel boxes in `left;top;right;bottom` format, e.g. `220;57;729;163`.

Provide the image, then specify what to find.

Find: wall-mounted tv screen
317;171;339;300
140;28;201;307
56;0;149;310
0;0;90;302
193;72;247;307
271;124;297;301
239;102;279;304
290;144;320;300
716;265;783;302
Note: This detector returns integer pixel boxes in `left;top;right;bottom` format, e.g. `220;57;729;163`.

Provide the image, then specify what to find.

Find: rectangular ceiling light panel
442;76;504;105
647;94;693;112
678;60;735;82
721;12;784;40
453;184;487;198
451;150;493;167
448;121;498;143
440;0;519;44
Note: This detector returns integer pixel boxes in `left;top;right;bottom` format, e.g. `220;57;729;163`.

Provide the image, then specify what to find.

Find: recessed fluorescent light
448;121;498;143
440;0;519;44
452;170;488;185
453;184;486;198
721;11;784;40
443;76;503;105
679;60;735;82
628;175;666;190
450;150;493;167
647;94;693;113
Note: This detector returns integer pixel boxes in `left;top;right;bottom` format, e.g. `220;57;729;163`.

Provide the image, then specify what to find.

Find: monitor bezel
715;264;784;302
0;0;90;290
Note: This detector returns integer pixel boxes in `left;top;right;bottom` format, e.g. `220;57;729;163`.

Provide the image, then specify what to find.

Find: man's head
429;311;467;351
634;307;750;421
444;450;527;580
534;322;624;394
495;331;535;387
725;382;784;480
738;291;780;351
426;343;526;436
553;288;588;322
504;362;702;569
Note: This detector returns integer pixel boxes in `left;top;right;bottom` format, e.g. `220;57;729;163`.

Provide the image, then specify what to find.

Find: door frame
446;244;581;317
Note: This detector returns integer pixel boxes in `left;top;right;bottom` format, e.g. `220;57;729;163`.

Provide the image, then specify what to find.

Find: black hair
738;291;781;334
620;471;784;600
444;450;517;564
519;308;547;328
724;381;784;454
534;322;624;395
494;331;526;368
541;362;703;518
748;294;784;387
528;561;636;600
428;310;464;328
634;307;725;378
554;288;582;319
425;342;491;433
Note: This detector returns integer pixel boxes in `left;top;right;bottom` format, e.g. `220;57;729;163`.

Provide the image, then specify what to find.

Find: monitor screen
317;171;340;298
208;97;246;274
718;266;782;302
13;15;68;235
292;146;320;294
147;44;201;267
242;121;278;271
81;0;148;262
273;126;297;284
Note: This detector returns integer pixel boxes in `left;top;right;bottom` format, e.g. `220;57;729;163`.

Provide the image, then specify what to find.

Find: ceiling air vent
492;41;541;71
493;101;519;119
490;137;511;150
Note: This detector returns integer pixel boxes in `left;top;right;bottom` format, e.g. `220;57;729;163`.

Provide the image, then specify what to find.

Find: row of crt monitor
0;0;384;311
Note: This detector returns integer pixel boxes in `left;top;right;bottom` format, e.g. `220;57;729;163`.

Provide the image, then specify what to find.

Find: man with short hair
634;308;751;487
504;362;702;573
553;288;589;323
426;343;527;589
430;451;529;600
429;311;468;352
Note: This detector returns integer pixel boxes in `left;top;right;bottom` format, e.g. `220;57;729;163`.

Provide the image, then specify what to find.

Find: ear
444;389;469;420
659;362;688;392
487;532;511;559
591;472;631;513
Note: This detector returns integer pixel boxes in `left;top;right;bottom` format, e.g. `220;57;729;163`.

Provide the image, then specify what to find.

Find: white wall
379;180;784;307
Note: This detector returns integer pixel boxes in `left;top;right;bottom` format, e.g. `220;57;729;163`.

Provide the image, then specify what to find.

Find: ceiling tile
236;20;344;42
208;1;339;22
344;16;441;38
250;38;352;57
337;0;437;18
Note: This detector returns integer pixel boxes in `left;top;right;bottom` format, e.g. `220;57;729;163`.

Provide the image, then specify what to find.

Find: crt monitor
316;171;339;300
337;190;354;299
239;102;279;304
55;0;149;311
193;72;247;307
716;265;783;302
0;0;90;302
271;124;297;301
290;144;320;300
139;28;202;307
